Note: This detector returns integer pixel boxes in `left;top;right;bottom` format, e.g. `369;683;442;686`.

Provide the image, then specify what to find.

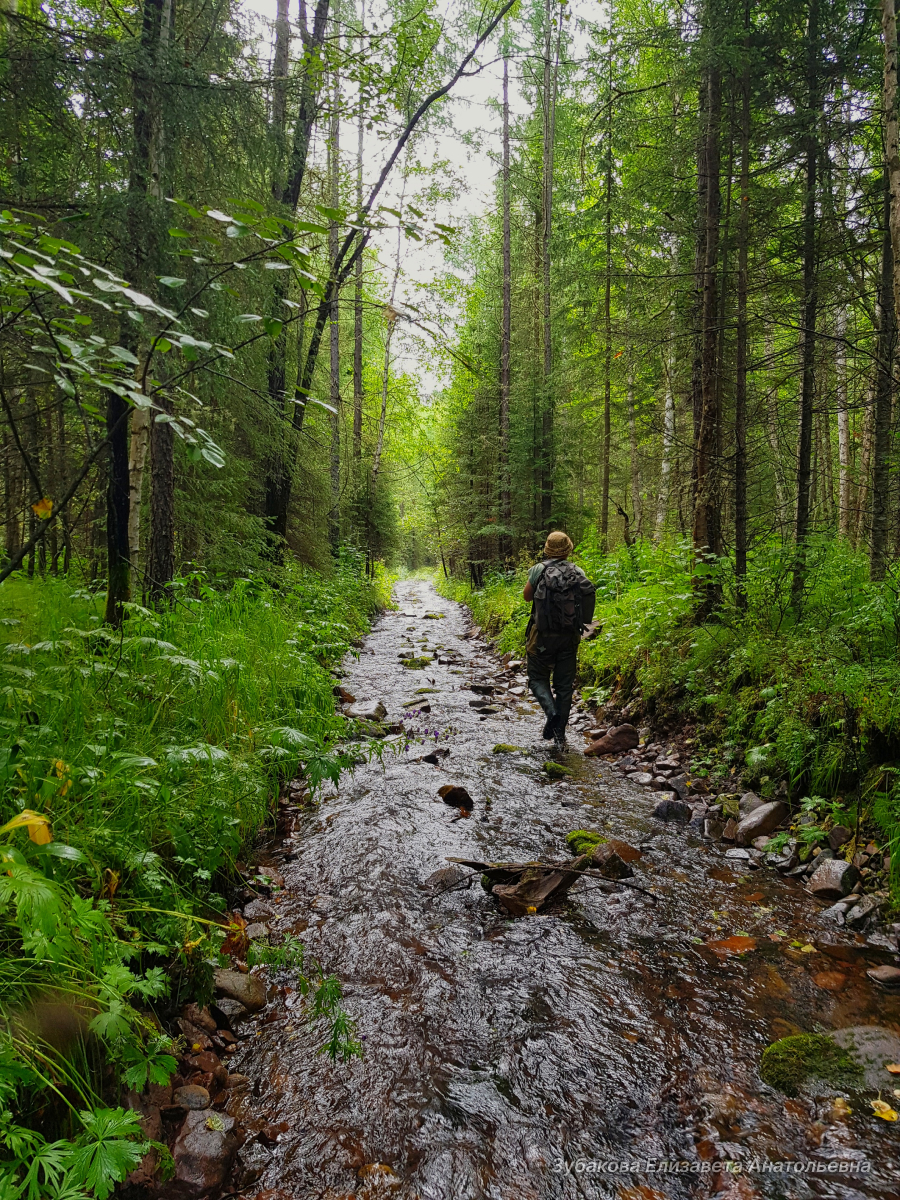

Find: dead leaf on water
708;935;757;956
871;1098;898;1121
887;1063;900;1074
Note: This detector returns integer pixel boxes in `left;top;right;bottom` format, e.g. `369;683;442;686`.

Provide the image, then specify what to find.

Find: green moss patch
493;743;524;754
566;829;608;856
400;656;432;670
543;761;574;778
759;1033;863;1097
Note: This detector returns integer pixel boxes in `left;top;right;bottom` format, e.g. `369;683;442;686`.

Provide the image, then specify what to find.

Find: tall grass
0;552;391;1196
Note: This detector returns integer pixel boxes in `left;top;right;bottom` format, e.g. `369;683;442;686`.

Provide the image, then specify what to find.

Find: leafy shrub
0;551;389;1193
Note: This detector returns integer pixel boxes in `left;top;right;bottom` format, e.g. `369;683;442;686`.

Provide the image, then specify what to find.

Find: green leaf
109;345;139;365
71;1109;145;1200
158;276;186;288
262;318;282;339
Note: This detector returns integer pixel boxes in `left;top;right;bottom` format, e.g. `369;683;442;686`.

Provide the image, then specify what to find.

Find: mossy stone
566;829;608;856
493;743;524;754
543;761;574;779
400;656;432;670
759;1033;863;1097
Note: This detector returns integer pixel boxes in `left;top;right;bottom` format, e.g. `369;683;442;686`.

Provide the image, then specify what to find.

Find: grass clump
566;830;608;856
0;552;390;1192
759;1033;863;1097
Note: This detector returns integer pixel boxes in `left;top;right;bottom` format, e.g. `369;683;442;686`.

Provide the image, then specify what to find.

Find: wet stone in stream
224;581;900;1200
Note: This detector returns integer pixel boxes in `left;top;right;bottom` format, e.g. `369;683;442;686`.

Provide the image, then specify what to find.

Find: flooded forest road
229;582;900;1200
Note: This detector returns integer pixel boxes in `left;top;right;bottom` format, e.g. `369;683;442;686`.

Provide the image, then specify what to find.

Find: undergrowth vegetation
438;535;900;901
0;553;390;1197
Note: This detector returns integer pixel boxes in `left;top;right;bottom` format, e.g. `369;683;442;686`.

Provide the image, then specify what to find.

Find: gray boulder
171;1108;239;1198
345;699;387;721
735;801;789;846
832;1025;900;1087
213;968;267;1012
808;858;859;901
828;824;853;851
739;791;764;814
652;794;692;822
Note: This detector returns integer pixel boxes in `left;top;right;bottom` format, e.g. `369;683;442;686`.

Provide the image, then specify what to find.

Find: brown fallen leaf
707;935;757;956
888;1064;900;1074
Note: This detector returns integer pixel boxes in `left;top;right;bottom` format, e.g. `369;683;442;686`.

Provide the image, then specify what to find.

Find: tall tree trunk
262;0;333;549
539;0;561;532
871;180;896;579
836;305;852;537
352;0;365;462
884;0;900;331
600;48;612;549
655;353;675;538
135;0;175;607
734;30;751;603
499;46;512;561
328;13;341;552
128;405;150;567
791;0;820;610
692;63;722;562
628;367;641;535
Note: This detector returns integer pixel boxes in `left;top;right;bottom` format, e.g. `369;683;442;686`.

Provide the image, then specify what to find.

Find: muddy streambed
226;581;900;1199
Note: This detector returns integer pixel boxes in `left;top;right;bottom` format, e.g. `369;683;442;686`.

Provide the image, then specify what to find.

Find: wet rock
179;1023;214;1054
722;817;739;841
186;1051;228;1088
629;772;654;786
171;1108;238;1198
591;842;633;880
213;968;267;1012
334;686;356;704
242;899;274;921
725;848;751;860
828;824;853;851
423;864;469;890
867;965;900;989
808;859;859;901
751;836;772;851
543;761;574;779
583;724;639;757
820;902;848;924
704;817;725;841
244;922;269;940
225;1073;250;1089
734;801;788;846
605;837;641;862
174;1085;210;1110
469;683;494;694
832;1025;900;1086
655;756;680;770
866;932;897;952
211;998;249;1026
181;1003;217;1034
774;853;799;874
437;784;473;808
652;794;692;822
667;773;691;801
845;895;882;926
346;699;387;721
738;790;764;815
234;1141;273;1189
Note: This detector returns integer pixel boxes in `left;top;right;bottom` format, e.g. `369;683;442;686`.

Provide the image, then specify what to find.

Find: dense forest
6;0;900;1192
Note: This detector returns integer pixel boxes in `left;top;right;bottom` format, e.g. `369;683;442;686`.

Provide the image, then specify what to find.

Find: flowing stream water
228;581;900;1200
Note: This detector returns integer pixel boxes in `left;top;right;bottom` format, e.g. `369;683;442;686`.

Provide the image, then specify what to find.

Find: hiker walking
522;531;596;745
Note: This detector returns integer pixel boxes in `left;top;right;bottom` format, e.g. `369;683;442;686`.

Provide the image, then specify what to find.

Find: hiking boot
542;713;559;740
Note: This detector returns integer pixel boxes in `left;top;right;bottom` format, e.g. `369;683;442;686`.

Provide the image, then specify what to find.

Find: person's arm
523;580;534;601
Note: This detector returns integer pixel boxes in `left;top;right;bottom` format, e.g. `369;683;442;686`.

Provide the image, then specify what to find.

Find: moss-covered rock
566;829;608;856
543;761;574;779
759;1033;863;1097
493;743;524;754
400;656;432;670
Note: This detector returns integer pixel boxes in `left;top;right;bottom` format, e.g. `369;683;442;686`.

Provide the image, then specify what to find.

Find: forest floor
218;581;900;1200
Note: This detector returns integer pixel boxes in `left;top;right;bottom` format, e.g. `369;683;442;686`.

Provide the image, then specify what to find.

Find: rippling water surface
228;581;900;1200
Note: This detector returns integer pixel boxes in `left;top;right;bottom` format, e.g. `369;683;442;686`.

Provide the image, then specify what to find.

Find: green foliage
0;557;387;1191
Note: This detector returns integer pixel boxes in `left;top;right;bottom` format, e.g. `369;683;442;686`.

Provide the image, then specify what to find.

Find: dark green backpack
534;560;591;634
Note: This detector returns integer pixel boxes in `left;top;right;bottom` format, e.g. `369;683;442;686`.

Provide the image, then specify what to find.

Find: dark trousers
526;635;578;731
